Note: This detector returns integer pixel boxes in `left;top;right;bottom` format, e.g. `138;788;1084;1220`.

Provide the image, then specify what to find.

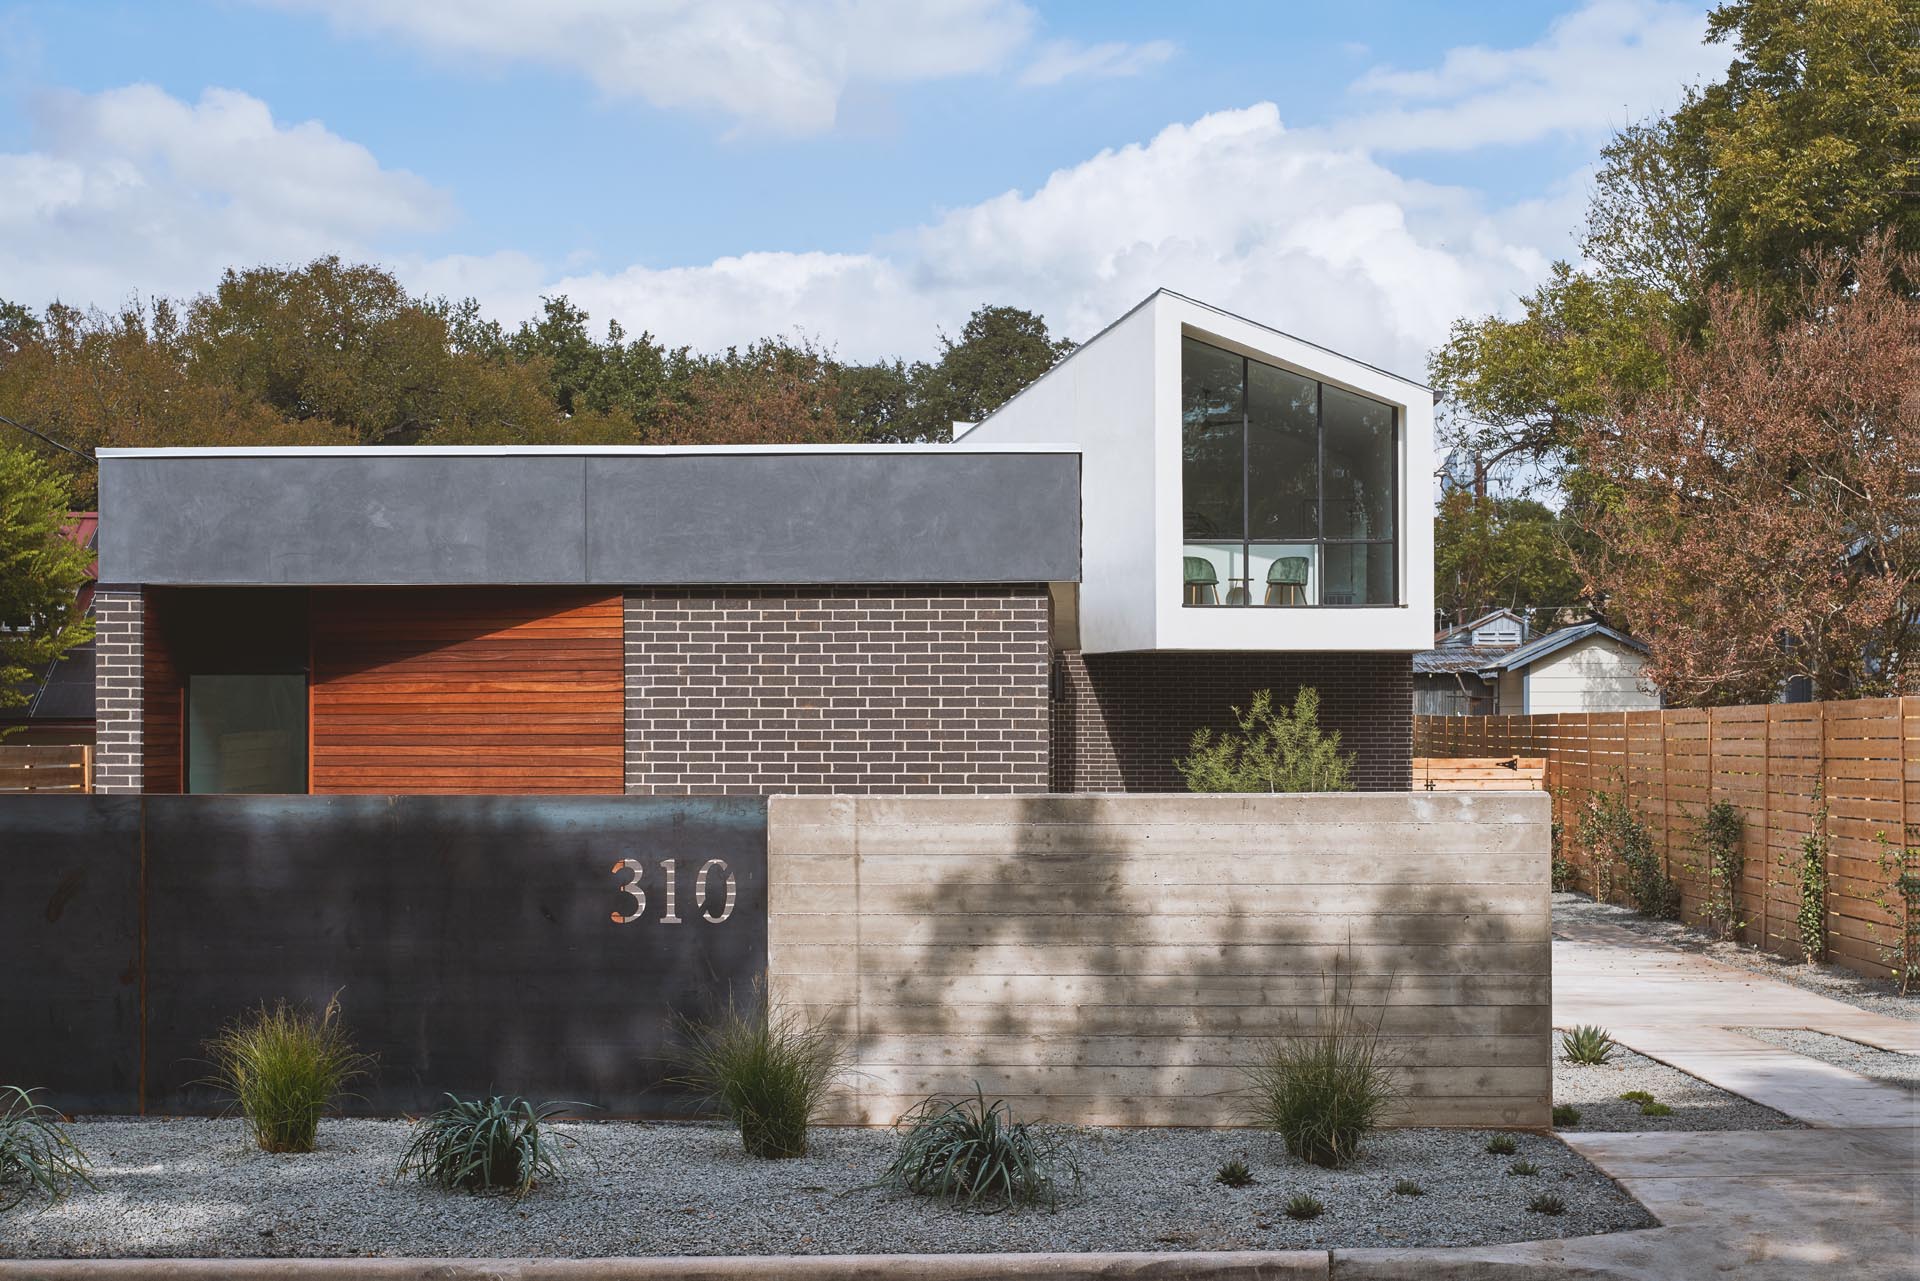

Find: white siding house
1484;623;1659;714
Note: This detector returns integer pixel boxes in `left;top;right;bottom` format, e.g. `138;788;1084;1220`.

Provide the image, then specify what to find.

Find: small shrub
1581;784;1677;919
669;990;849;1158
1282;1192;1324;1221
1618;1090;1654;1104
203;994;372;1153
1560;1025;1616;1066
1175;688;1355;793
1242;980;1397;1169
1550;810;1576;893
1786;784;1829;963
886;1087;1077;1210
1484;1133;1517;1155
1528;1192;1566;1215
1551;1103;1582;1127
1507;1159;1541;1176
1868;824;1920;995
1392;1178;1424;1197
1215;1158;1254;1188
0;1087;95;1211
1694;801;1746;941
1639;1101;1673;1117
397;1095;571;1196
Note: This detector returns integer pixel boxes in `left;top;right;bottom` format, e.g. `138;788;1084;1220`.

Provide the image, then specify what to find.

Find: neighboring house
89;290;1435;796
0;512;98;748
1477;621;1659;714
1413;608;1529;715
961;289;1434;789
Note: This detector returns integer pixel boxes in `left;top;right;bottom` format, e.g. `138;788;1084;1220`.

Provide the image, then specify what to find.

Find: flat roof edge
98;444;1083;459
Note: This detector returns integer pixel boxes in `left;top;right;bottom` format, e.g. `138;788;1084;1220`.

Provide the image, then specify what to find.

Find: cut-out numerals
607;856;737;925
610;858;645;924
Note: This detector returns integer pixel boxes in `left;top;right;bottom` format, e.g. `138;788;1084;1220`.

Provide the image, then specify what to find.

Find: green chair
1265;556;1310;606
1183;556;1219;605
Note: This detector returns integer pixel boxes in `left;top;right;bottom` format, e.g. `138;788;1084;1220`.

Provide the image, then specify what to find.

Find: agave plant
0;1087;95;1211
397;1095;574;1196
1560;1025;1616;1066
885;1086;1078;1210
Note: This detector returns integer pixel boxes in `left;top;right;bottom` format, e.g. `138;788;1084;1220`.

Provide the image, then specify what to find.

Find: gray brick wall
624;586;1051;795
1051;649;1414;792
92;588;143;794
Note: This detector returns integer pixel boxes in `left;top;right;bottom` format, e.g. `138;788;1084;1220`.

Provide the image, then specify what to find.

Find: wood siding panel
311;589;623;795
142;595;182;794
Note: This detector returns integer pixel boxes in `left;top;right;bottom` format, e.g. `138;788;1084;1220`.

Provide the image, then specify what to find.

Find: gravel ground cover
1730;1027;1920;1092
1552;1038;1801;1132
1554;892;1919;1023
0;1119;1654;1258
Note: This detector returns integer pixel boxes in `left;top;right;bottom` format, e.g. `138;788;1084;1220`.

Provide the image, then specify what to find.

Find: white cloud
266;0;1039;136
1019;38;1175;87
475;104;1549;378
0;84;448;308
1344;0;1721;151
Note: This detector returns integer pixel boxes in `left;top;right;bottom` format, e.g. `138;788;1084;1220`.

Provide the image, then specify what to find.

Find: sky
0;0;1729;380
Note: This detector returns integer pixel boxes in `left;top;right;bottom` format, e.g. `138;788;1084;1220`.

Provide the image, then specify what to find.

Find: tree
907;305;1074;441
0;446;96;731
653;338;851;446
1432;0;1916;492
1174;688;1356;793
1434;493;1591;631
1579;237;1918;705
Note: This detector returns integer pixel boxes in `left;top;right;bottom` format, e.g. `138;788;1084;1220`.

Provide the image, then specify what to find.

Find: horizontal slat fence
0;745;92;793
1415;700;1918;982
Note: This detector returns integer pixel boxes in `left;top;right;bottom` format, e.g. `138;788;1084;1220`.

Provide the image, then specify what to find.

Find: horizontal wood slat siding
143;596;182;794
768;793;1552;1129
1415;701;1919;983
311;589;623;795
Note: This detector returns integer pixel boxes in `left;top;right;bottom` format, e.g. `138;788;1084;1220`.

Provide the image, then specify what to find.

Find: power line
0;412;94;463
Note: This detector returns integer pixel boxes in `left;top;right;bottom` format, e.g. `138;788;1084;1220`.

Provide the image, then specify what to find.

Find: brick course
624;586;1050;795
1051;650;1413;792
91;588;143;794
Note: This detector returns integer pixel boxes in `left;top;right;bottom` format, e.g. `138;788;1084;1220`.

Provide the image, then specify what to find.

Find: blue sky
0;1;1724;375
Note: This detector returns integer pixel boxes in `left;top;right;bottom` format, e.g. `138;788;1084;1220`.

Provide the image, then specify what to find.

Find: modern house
88;291;1434;796
962;289;1433;790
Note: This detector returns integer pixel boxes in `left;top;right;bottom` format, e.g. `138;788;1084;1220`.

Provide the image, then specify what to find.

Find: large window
186;674;308;794
1181;336;1397;607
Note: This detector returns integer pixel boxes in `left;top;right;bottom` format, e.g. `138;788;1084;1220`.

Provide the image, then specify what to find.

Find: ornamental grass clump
397;1095;571;1196
669;991;850;1159
0;1087;95;1211
203;994;372;1153
885;1086;1078;1210
1242;985;1397;1169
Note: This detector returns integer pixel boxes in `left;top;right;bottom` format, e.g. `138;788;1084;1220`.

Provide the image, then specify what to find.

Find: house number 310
609;858;736;925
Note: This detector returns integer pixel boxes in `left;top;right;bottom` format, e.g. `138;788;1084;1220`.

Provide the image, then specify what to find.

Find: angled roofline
1477;621;1647;674
971;287;1432;435
1156;289;1432;392
1436;605;1528;644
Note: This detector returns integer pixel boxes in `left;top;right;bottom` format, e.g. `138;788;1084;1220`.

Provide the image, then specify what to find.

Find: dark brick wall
625;586;1050;795
1051;650;1413;792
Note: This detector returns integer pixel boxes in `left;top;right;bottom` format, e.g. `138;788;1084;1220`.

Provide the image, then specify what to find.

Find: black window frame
1181;336;1399;608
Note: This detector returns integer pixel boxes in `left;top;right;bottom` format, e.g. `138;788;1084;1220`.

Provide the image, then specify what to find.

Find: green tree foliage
1434;492;1591;630
1432;0;1916;490
1175;688;1355;794
0;268;1073;474
0;446;96;730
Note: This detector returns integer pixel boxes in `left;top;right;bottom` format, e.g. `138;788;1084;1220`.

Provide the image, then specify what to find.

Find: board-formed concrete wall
768;792;1550;1129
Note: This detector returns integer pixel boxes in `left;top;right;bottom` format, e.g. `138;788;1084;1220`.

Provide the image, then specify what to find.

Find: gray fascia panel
99;450;1080;586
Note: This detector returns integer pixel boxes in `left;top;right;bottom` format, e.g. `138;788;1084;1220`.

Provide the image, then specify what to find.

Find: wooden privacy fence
1415;700;1919;982
1414;757;1547;792
0;745;92;793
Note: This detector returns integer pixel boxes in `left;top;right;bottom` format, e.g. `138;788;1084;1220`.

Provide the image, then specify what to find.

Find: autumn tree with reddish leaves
1580;236;1917;705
